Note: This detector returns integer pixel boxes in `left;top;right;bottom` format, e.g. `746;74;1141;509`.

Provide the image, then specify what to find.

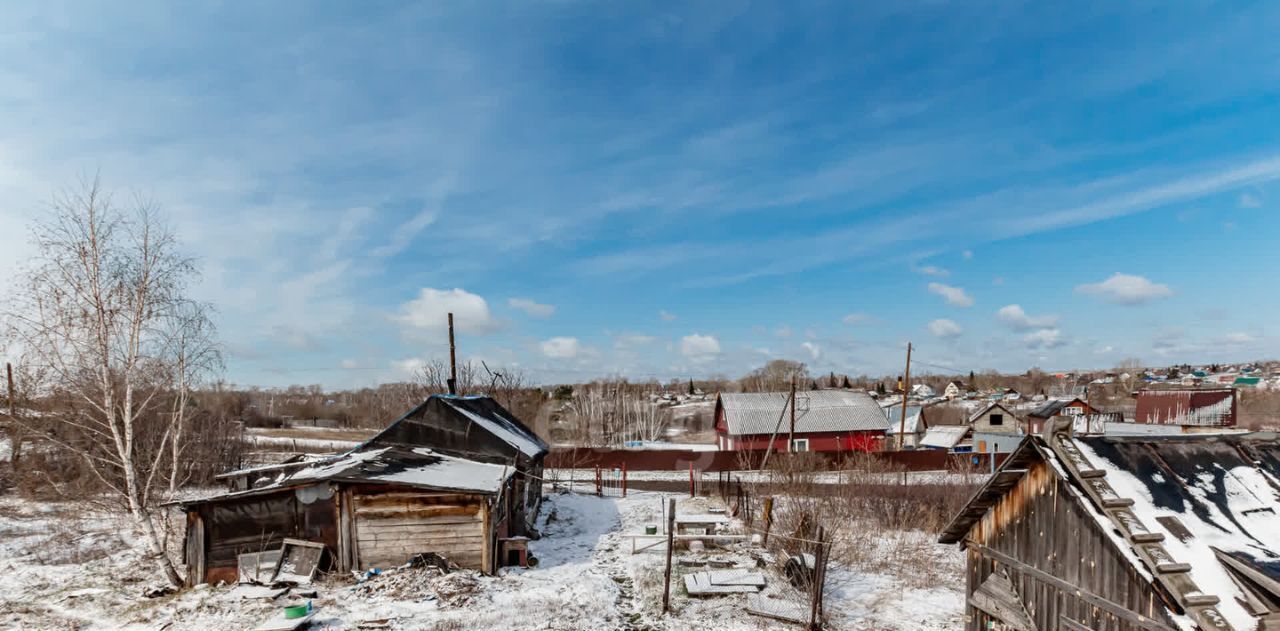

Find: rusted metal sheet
1135;389;1236;427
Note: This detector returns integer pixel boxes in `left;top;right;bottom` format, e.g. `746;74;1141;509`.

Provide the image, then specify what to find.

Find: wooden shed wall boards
940;422;1280;631
179;446;517;584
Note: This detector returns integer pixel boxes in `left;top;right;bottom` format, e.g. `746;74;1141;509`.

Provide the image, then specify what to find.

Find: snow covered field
0;490;965;630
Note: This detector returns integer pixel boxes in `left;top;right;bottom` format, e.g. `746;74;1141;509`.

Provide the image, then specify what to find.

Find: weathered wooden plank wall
352;489;488;570
966;463;1178;631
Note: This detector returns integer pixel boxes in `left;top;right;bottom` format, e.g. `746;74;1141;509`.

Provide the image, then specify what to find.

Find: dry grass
752;453;978;588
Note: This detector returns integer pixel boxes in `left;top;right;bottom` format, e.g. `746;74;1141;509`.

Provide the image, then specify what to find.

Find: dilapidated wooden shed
362;394;549;535
939;419;1280;630
180;446;517;584
180;394;550;585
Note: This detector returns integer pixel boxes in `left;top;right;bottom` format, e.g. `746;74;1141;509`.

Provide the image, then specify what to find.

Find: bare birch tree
2;179;215;587
165;301;222;495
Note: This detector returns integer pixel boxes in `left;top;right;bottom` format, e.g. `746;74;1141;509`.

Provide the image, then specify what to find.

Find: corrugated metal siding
718;390;887;435
1135;389;1236;426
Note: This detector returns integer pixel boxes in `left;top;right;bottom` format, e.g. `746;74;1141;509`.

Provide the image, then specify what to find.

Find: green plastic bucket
284;604;309;619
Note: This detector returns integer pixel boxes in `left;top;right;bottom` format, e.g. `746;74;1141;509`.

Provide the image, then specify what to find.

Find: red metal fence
546;447;1006;472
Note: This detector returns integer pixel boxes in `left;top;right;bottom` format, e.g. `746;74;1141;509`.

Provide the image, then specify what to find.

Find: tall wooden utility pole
898;343;912;450
788;376;797;452
447;312;458;395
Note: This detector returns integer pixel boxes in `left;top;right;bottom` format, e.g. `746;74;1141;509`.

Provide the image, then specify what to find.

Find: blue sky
2;2;1279;387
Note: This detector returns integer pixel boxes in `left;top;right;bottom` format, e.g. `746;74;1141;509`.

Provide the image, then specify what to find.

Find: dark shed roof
363;394;549;464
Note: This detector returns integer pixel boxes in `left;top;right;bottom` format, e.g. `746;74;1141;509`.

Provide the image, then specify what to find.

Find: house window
990;414;1004;426
791;438;810;452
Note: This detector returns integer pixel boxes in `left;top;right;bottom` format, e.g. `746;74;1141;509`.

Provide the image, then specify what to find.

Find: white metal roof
920;425;970;449
718;390;887;436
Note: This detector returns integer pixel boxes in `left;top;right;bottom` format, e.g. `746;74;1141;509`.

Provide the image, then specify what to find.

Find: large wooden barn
939;418;1280;630
180;394;549;585
713;390;887;453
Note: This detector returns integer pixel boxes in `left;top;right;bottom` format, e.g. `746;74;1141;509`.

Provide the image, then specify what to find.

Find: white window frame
790;438;810;452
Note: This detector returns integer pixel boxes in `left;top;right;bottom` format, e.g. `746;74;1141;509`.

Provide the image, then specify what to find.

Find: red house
714;390;887;453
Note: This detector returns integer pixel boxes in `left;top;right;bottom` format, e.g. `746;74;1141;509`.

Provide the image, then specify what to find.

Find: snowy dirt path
0;491;966;630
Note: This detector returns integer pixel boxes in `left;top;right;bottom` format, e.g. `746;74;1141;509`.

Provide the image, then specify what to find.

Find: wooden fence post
688;462;695;498
595;466;602;496
762;497;774;546
621;462;628;498
808;526;827;630
662;497;677;613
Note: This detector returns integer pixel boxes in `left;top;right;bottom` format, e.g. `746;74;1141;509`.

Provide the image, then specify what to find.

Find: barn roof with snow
362;394;549;464
715;390;887;435
941;423;1280;630
181;446;514;507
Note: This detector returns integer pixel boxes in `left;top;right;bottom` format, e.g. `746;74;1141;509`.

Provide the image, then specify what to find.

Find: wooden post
808;526;827;629
762;497;774;545
789;377;797;452
621;462;627;498
662;497;677;614
898;342;912;451
447;312;458;394
595;466;601;496
688;462;695;498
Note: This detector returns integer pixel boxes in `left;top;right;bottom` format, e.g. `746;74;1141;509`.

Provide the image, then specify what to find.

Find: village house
714;390;887;453
1136;387;1237;427
1024;397;1121;434
883;402;928;449
944;380;967;400
968;401;1023;435
178;394;549;585
939;419;1280;630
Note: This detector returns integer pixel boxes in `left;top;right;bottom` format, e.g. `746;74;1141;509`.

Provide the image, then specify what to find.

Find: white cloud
1023;328;1065;349
1076;273;1173;305
658;310;678;322
1223;332;1255;344
397;287;498;334
680;333;721;359
775;325;793;338
962;250;973;260
842;313;872;325
915;264;950;277
508;297;556;318
370;209;440;257
928;318;962;339
1095;345;1114;355
801;341;821;360
996;304;1059;330
540;336;580;358
927;282;974;307
1239;192;1261;208
391;357;426;376
614;333;656;349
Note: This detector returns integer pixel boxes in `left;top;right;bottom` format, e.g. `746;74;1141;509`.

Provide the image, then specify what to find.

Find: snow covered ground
0;489;965;630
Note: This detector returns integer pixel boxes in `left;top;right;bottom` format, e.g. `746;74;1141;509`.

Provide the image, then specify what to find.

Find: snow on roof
183;446;512;505
442;397;545;458
1073;436;1280;630
717;390;886;435
884;405;924;434
920;426;969;449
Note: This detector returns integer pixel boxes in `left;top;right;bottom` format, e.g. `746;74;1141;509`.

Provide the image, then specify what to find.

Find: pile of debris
351;566;481;607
